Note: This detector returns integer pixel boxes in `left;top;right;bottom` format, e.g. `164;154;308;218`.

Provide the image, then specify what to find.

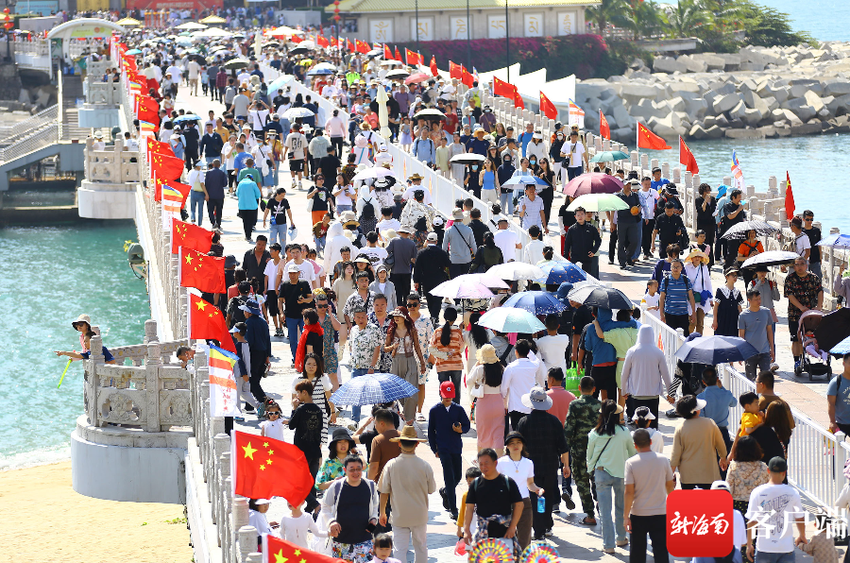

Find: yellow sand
0;461;193;563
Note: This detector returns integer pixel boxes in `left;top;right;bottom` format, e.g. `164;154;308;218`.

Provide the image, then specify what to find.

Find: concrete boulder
612;104;633;128
725;128;766;140
620;83;664;103
823;80;850;97
790;122;825;136
704;125;725;138
678;55;708;73
782;98;818;121
692;53;726;70
653;56;688;74
728;100;748;121
804;90;826;113
667;81;702;95
743;108;764;126
713;92;743;114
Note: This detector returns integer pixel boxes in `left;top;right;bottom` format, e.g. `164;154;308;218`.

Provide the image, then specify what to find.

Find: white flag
208;345;241;417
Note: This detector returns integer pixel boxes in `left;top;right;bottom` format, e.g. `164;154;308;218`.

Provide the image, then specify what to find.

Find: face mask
530;159;536;165
471;165;479;170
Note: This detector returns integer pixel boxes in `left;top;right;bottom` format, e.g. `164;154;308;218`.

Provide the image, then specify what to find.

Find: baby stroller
796;310;833;380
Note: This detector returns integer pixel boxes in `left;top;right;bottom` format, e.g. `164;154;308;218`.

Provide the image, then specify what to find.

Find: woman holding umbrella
537;158;556;224
385;307;427;425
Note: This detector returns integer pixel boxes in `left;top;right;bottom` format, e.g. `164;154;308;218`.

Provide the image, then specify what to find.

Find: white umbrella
352;167;396;182
488;262;545;281
280;107;315;120
196;27;232;38
176;22;207;30
313;62;337;73
376;86;391;140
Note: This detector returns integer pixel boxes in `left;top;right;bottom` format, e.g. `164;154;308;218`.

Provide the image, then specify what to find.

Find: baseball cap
439;381;456;398
287;263;301;273
426;232;438;241
768;456;788;473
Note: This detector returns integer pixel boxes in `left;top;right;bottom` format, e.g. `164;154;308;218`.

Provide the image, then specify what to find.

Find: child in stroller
796;309;833;380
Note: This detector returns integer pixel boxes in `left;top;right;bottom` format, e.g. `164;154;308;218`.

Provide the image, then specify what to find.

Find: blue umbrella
125;48;142;55
818;233;850;248
501;175;548;187
330;373;418;406
267;74;294;95
477;307;546;334
306;68;334;76
503;291;566;315
831;335;850;355
539;261;587;284
174;114;201;123
674;335;759;365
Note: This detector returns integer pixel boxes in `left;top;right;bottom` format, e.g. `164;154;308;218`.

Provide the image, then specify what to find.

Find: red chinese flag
449;60;463;79
429;56;438;77
330;36;338;48
264;536;346;563
355;39;370;54
539;91;557;120
180;248;226;294
679;136;699;175
383;44;393;60
317;35;329;48
233;431;314;505
461;66;473;88
513;89;525;110
346;38;354;52
146;137;172;158
189;293;236;353
172;217;213;254
493;77;515;99
637;122;672;150
394;46;402;61
785;171;795;221
405;49;421;66
150;151;185;181
152;174;168;202
599;110;611;140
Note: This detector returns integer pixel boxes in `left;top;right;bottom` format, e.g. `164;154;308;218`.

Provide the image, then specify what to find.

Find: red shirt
444;113;459;134
546;386;576;426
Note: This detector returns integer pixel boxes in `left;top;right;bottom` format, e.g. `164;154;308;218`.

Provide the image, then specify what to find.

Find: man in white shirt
501;340;547;430
236;70;251;87
523;225;546;265
402;175;432;205
187;59;201;95
493;217;521;262
561;130;587;181
165;64;182;89
282;245;318;289
745;456;807;562
789;216;811;261
263;243;285;337
357;232;388;268
284;124;308;190
519;183;547;233
376;207;401;236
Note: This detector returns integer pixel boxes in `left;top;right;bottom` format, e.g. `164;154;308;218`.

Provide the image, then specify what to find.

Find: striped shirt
662;274;692;316
429;327;465;372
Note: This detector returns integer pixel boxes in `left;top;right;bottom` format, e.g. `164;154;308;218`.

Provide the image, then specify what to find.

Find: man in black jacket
616;179;642;269
242;300;271;407
199;123;224;167
563;207;601;278
242;236;271;282
413;233;451;323
182;121;200;171
468;208;491;247
653;203;687;258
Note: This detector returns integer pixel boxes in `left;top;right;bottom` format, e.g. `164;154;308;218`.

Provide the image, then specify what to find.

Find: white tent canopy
514;68;548;104
477;63;521;87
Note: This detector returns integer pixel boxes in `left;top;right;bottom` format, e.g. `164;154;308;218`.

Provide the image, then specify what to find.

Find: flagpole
635;120;640;170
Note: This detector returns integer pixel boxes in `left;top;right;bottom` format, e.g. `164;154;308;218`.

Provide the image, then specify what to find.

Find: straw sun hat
476;344;500;365
685;248;709;265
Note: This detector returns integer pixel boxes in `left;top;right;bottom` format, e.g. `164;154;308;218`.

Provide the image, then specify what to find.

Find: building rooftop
326;0;597;14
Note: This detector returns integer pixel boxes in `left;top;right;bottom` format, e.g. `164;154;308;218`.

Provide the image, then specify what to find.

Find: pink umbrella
563;172;624;197
404;72;430;85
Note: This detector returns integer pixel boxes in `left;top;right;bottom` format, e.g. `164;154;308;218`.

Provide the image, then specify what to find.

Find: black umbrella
223;59;249;70
567;284;632;310
815;308;850;354
675;335;759;364
289;45;310;55
720;220;779;240
413;108;446;121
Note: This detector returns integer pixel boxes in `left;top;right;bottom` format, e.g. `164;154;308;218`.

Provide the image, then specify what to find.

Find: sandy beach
0;461;193;563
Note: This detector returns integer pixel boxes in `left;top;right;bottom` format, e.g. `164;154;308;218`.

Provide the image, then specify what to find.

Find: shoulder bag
589;435;614;473
452;225;475;260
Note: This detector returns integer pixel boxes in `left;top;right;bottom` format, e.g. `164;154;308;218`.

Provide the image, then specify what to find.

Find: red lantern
4;22;13;30
3;8;10;13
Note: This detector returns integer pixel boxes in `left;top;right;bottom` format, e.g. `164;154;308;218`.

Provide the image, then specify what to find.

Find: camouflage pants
571;450;596;518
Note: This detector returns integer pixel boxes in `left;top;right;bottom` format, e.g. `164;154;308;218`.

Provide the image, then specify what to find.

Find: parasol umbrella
280;107;315;120
267;74;294;95
264;40;281;48
179;32;193;37
503;291;566;315
116;17;141;27
567;284;632;310
176;22;207;30
199;14;227;24
477;308;546;334
406;72;431;85
289;45;311;55
299;40;316;50
566;193;629;213
175;37;194;47
590;150;629;163
306;67;334;76
376;85;391;140
675;335;759;365
815;308;850;355
352;166;396;182
223;58;249;70
330;373;418;406
563;172;624;197
187;53;205;64
539;262;587;284
465;273;510;289
449;153;486;165
312;62;337;72
125;48;142;55
488;262;545;281
741;250;799;269
174;114;202;123
233;32;247;39
818;233;850;248
720;220;779;240
831;335;850;355
198;27;232;38
380;60;403;67
501;175;549;187
413;108;446;121
367;49;383;58
429;278;495;299
385;68;410;79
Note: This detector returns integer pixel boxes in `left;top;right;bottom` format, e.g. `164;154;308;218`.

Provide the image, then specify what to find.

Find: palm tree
622;1;668;40
666;0;714;38
585;0;631;35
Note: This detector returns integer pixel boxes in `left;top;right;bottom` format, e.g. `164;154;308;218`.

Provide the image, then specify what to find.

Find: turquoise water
769;0;850;42
0;222;150;470
631;133;850;234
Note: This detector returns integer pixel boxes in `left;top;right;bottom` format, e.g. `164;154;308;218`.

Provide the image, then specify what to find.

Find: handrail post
145;340;162;432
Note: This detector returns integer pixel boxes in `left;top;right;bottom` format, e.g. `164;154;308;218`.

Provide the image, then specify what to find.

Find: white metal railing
642;309;849;508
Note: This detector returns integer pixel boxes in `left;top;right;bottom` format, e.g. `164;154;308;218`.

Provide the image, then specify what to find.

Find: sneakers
256;403;265;418
616;539;629;547
561;492;576;510
603;548;616;554
298;181;303;190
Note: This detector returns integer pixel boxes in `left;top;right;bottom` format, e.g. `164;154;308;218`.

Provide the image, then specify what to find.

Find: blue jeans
350;368;370;421
499;191;514;215
632;224;643;261
285;316;303;362
755;551;795;563
315;235;326;255
190;191;205;225
204;156;217;166
595;468;626;550
810;262;822;279
269;223;287;246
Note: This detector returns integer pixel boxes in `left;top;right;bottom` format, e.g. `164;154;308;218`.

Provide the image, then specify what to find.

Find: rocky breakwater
574;42;850;143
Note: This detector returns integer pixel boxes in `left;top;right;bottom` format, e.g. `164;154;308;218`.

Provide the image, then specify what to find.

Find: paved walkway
169;87;828;562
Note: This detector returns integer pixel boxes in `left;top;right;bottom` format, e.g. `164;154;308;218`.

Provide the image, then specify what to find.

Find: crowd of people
88;21;850;563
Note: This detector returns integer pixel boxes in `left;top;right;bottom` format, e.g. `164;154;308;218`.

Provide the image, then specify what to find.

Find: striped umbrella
330;373;418;406
503;291;566;315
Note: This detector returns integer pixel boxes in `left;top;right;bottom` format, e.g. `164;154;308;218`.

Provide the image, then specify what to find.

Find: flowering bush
394;34;632;80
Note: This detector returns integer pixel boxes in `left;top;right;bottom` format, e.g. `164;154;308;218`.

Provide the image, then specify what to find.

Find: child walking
280;500;327;548
289;380;325;513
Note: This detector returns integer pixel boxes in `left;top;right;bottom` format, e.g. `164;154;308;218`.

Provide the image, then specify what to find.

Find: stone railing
86;80;122;106
13;37;49;57
84;137;142;184
82;320;191;432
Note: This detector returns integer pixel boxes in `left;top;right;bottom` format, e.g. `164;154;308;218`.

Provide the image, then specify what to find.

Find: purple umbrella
563;172;624;197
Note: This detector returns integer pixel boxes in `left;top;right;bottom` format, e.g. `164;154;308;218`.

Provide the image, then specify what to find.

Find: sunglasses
406;302;419;307
268;411;281;416
316;304;328;309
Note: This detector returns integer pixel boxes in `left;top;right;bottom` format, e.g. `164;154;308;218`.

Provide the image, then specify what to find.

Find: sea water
0;222;149;470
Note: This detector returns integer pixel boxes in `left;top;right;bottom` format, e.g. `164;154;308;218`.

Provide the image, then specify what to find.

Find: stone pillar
594;136;603;151
651;158;659;171
768;175;777;190
661;162;669;179
723;175;732;187
630;151;639;167
745;184;755;198
672;167;681;183
86;335;104;426
143;319;158;344
238;526;258;563
602;139;610;151
640;154;649;170
233;497;250;563
144;340;163;432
